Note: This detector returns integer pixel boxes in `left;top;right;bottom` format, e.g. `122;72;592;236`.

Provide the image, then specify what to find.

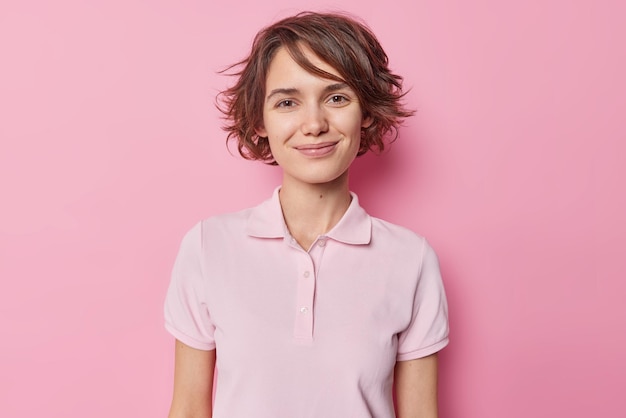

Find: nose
300;105;328;136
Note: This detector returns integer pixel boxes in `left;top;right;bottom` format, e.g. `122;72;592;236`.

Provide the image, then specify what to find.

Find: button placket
294;256;315;341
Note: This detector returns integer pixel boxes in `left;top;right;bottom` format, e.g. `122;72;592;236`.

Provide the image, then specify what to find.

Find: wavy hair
217;11;414;163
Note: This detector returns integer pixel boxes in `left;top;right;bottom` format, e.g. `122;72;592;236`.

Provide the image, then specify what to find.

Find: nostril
301;111;329;135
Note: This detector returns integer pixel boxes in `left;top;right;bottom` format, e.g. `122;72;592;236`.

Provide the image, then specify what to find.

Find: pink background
1;0;624;416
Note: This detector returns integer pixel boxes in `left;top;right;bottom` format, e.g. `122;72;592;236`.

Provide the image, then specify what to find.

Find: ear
255;125;267;138
361;115;374;129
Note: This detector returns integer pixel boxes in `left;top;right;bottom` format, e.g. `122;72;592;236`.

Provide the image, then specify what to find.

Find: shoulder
367;216;441;276
370;216;430;251
200;207;254;233
176;207;255;252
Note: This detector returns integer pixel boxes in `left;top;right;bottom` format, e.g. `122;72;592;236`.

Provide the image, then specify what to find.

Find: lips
294;142;339;157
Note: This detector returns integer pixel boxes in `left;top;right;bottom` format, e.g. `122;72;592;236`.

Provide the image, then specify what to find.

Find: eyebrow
265;83;350;102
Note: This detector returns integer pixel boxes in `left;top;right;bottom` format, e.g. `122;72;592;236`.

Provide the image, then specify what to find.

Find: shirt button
300;307;308;314
318;239;326;247
303;271;310;278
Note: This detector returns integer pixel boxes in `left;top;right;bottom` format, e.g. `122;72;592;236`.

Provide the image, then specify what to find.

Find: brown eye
277;99;295;108
328;95;348;104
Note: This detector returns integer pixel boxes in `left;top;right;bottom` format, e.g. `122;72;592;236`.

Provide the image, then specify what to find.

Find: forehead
265;46;344;87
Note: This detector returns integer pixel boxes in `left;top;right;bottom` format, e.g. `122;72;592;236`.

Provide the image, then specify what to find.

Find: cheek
262;114;295;139
265;134;288;164
266;135;279;153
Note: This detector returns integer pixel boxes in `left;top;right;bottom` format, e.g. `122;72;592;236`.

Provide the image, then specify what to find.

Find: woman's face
255;46;372;188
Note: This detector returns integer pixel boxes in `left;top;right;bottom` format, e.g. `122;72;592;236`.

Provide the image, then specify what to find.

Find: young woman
165;12;449;418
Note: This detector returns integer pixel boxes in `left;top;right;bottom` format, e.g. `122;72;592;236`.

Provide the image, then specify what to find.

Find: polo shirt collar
246;187;372;245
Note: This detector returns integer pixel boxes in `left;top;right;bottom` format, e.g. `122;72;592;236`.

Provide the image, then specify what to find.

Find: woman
165;11;449;418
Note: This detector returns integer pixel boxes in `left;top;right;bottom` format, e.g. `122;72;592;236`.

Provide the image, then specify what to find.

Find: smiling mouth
294;142;339;157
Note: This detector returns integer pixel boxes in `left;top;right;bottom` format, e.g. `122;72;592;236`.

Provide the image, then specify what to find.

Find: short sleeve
164;222;216;350
396;240;449;361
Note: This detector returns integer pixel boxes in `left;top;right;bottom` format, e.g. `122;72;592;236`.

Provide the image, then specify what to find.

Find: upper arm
168;339;216;418
394;353;439;418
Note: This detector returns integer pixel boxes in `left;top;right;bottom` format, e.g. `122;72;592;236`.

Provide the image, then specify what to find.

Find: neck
279;172;352;250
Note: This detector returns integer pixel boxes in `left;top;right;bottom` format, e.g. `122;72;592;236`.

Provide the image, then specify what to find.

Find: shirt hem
396;338;449;361
164;323;216;351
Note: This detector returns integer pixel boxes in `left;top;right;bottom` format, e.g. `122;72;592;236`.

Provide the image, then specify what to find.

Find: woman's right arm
168;340;216;418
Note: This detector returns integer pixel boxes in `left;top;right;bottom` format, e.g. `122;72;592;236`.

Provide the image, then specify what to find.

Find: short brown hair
217;11;414;163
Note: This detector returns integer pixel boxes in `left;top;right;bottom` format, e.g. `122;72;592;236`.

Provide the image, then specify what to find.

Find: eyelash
275;95;349;108
328;95;348;104
276;99;295;108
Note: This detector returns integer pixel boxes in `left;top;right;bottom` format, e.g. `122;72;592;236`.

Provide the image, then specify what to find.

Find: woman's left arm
394;353;439;418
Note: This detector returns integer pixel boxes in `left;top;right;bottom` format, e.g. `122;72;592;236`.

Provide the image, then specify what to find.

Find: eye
328;95;349;105
276;99;296;108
